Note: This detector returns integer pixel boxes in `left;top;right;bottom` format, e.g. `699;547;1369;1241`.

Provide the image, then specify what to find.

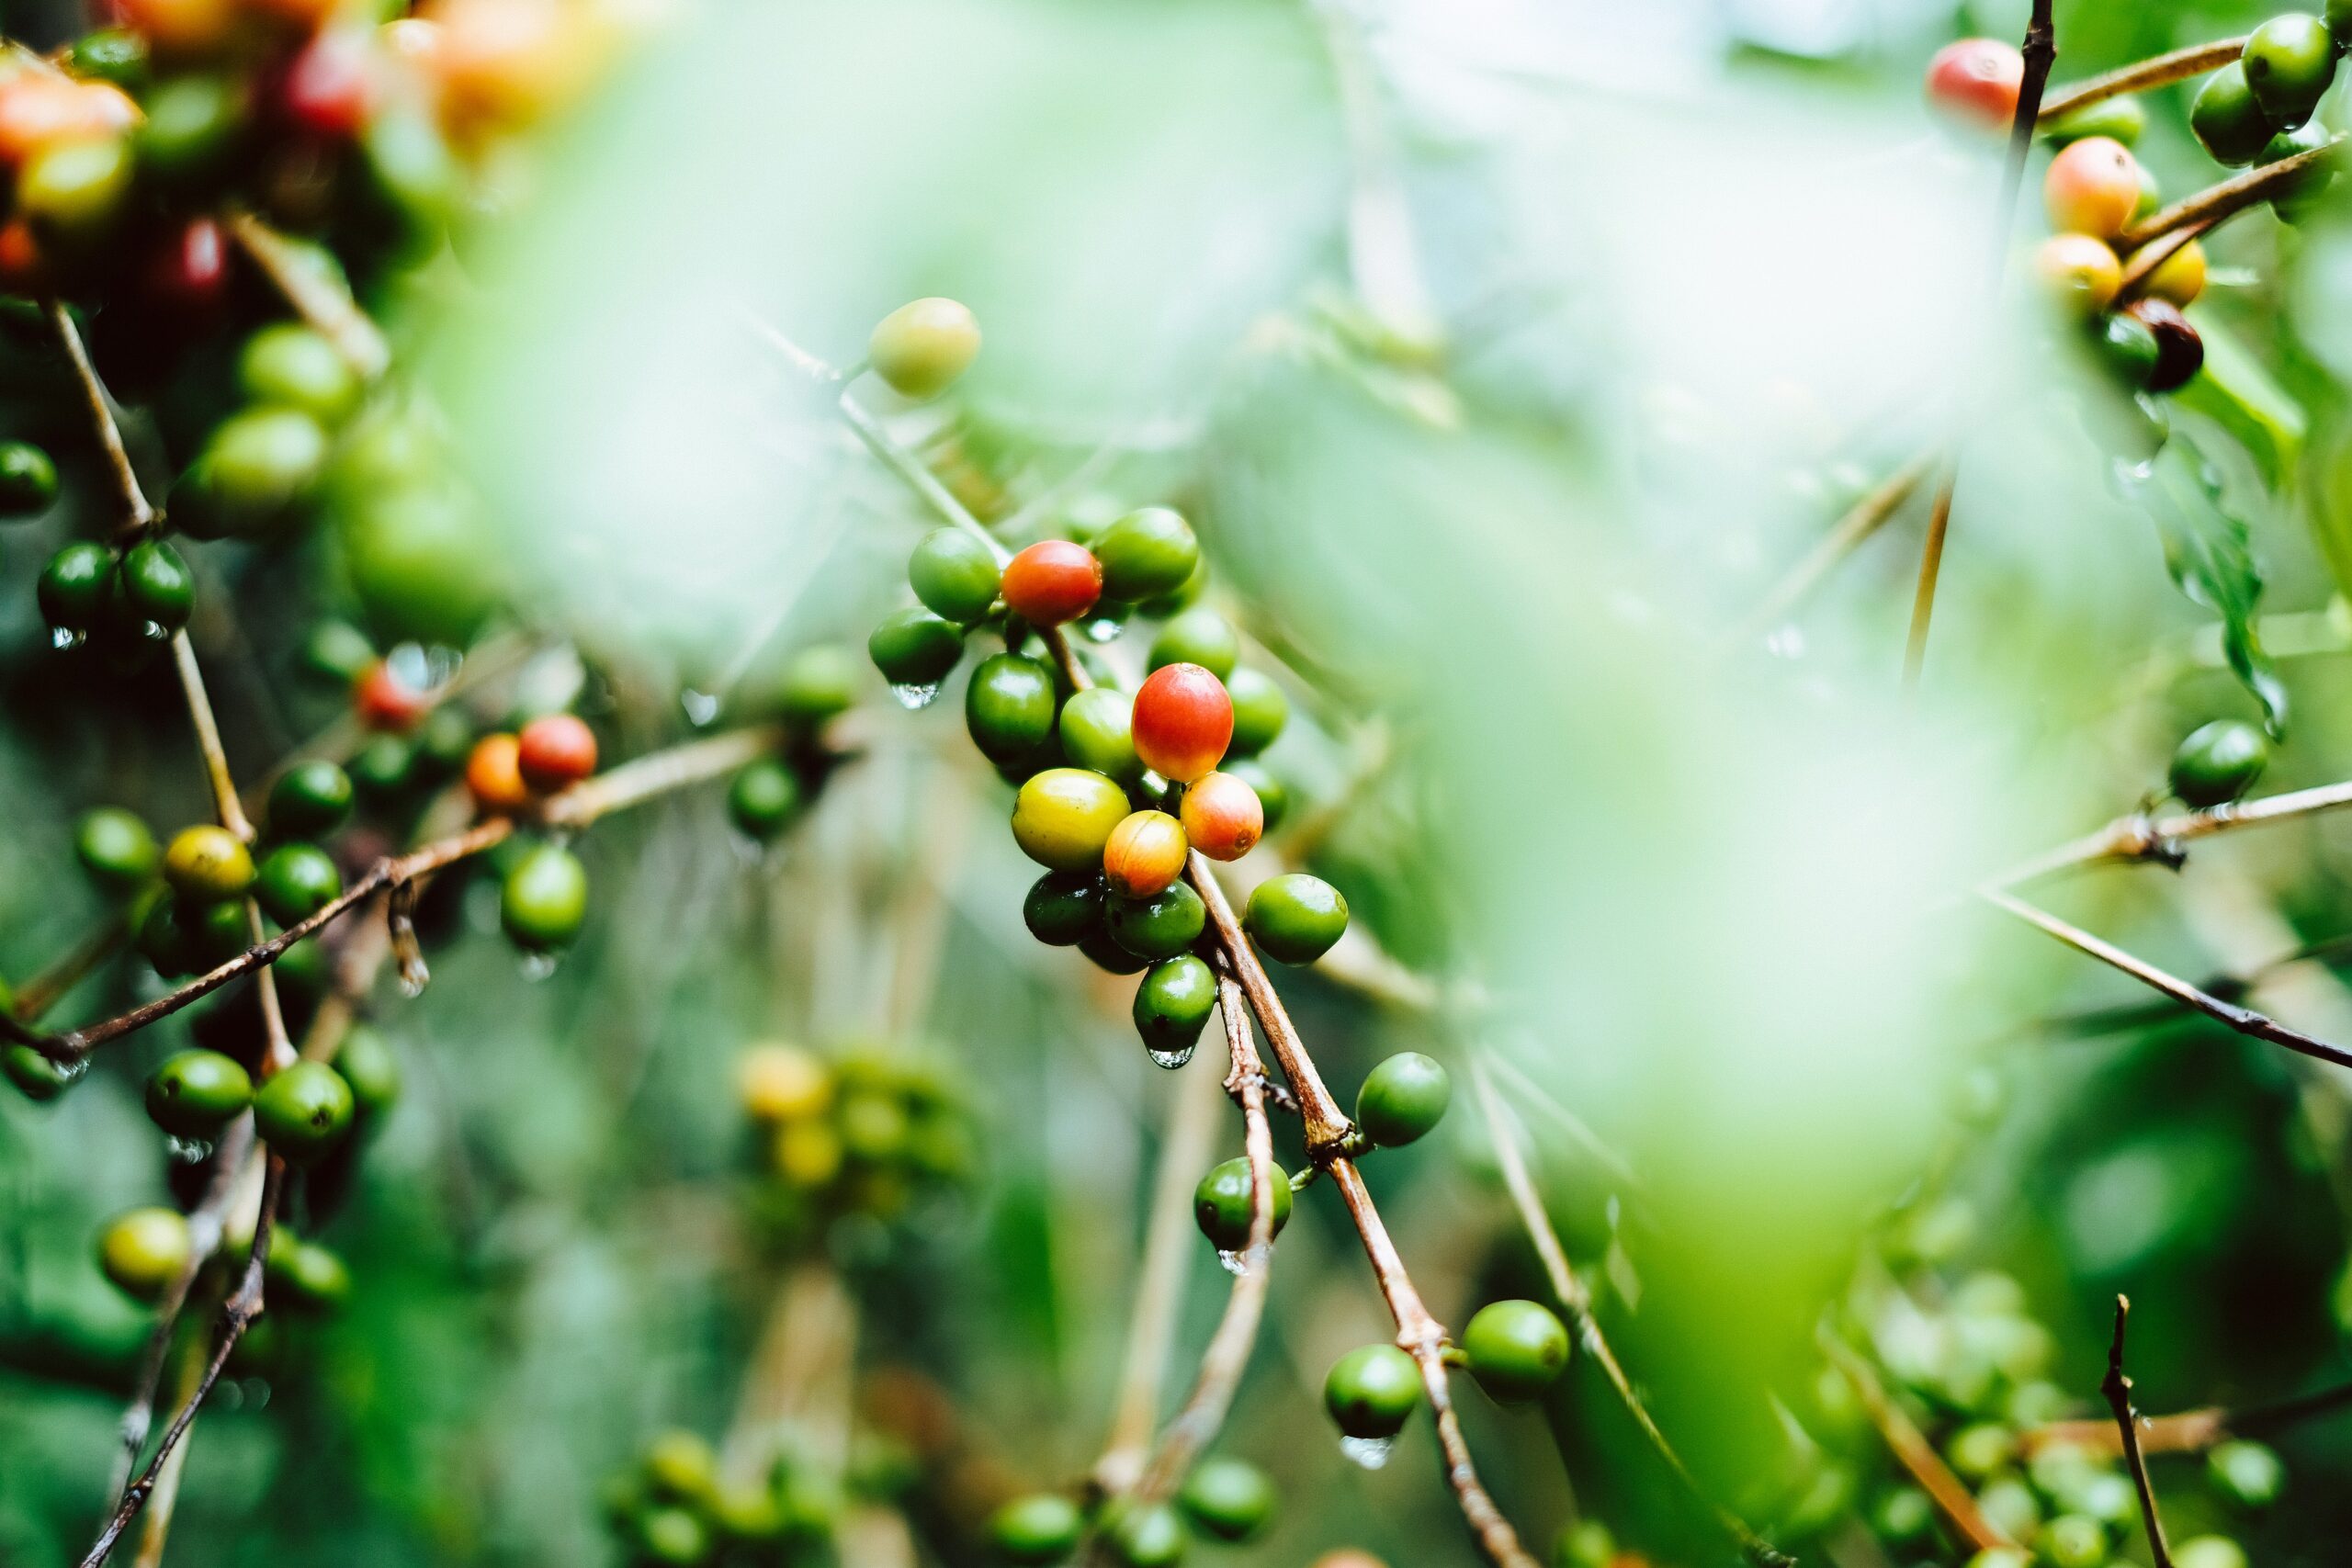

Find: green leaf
2176;311;2306;489
2136;422;2289;734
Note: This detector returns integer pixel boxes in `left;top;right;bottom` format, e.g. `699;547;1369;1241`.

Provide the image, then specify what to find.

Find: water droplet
1146;1044;1196;1070
1338;1434;1396;1470
50;626;83;650
165;1135;214;1164
681;689;719;726
889;681;941;711
518;951;561;982
1082;615;1125;644
56;1056;90;1084
2106;453;2160;499
1216;1248;1246;1277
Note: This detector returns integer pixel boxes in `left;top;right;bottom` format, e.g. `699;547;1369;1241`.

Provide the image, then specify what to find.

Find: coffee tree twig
2035;39;2246;124
2102;1296;2175;1568
1818;1330;2010;1551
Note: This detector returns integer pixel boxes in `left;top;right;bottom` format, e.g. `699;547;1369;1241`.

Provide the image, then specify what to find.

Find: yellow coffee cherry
1011;768;1130;872
868;297;980;400
738;1043;831;1122
164;825;254;902
2145;238;2207;309
774;1118;843;1189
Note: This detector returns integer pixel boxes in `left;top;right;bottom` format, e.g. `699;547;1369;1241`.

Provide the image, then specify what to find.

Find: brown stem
1818;1331;2010;1551
2028;1377;2352;1457
2102;1296;2175;1568
1997;778;2352;888
127;1331;208;1568
2036;38;2245;124
46;300;156;535
1729;451;1934;645
224;211;390;380
170;632;254;842
1184;854;1353;1155
2119;140;2344;254
2117;220;2213;304
1471;1061;1792;1567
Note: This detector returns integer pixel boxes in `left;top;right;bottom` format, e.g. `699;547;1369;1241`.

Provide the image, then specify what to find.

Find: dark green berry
966;652;1057;763
2191;63;2278;165
1023;870;1104;946
268;761;355;840
1107;1502;1184;1568
2260;120;2337;222
1107;881;1205;961
1148;606;1238;682
336;1023;401;1117
136;74;241;186
188;897;249;967
1134;954;1216;1056
348;735;416;798
729;758;803;840
39;542;115;634
145;1048;253;1137
1057;687;1141;782
1462;1299;1570;1403
1078;931;1150;975
1095;507;1199;603
1323;1344;1420;1438
1193;1154;1292;1251
1355;1052;1451;1146
2093;312;2160;389
989;1494;1082;1564
2243;13;2336;130
868;606;965;689
6;1043;76;1101
254;842;342;926
75;807;159;891
136;897;198;978
1177;1457;1272;1542
252;1060;356;1164
910;527;1003;624
68;28;147;89
268;1239;352;1310
1223;668;1287;756
502;843;589;950
108;540;196;637
2169;720;2267;807
780;643;859;729
0;440;58;517
1242;874;1347;964
304;620;377;684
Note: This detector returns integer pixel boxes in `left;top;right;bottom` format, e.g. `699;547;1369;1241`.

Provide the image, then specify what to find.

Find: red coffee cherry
283;31;378;140
147;218;231;310
516;714;598;793
1180;771;1262;862
1001;540;1102;626
1132;663;1234;784
1924;38;2023;134
354;659;430;732
1102;810;1188;897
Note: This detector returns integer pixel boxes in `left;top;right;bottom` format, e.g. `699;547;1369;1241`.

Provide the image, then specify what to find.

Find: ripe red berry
354;660;430;732
1180;772;1262;862
1924;38;2023;134
2043;136;2141;240
516;714;598;793
283;31;377;140
1001;540;1102;626
1132;663;1234;784
147;218;232;311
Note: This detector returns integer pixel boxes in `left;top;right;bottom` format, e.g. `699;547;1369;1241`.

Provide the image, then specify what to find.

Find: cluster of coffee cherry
598;1427;855;1568
736;1041;976;1244
985;1455;1277;1568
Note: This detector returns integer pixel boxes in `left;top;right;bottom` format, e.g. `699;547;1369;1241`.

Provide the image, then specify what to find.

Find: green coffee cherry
779;642;860;729
99;1207;191;1300
1012;768;1129;871
188;897;249;967
1462;1300;1569;1402
200;407;330;532
268;760;355;840
1023;870;1105;946
2190;64;2274;165
910;527;1002;625
868;298;980;400
2209;1439;2284;1508
2041;1514;2108;1568
336;1023;401;1117
74;807;159;891
868;607;966;690
253;1060;356;1164
1148;606;1238;682
2243;13;2336;130
502;843;589;950
1135;954;1216;1056
1176;1455;1272;1541
1106;1502;1185;1568
269;1239;352;1309
1323;1344;1420;1438
1095;507;1199;603
1243;874;1347;964
642;1429;719;1503
1193;1155;1293;1250
136;897;198;978
136;74;241;186
164;825;254;902
2335;0;2352;45
107;541;193;636
0;440;58;516
2169;719;2267;807
6;1043;75;1101
145;1049;254;1138
2261;120;2337;222
1355;1053;1451;1147
729;758;803;840
1222;668;1287;756
967;652;1058;763
1978;1477;2041;1543
2093;311;2160;389
69;28;147;88
39;542;115;634
1057;687;1142;782
1106;882;1205;961
637;1506;710;1566
2172;1539;2248;1568
2044;95;2145;148
20;136;133;239
988;1493;1082;1564
1871;1487;1935;1547
1079;931;1151;975
239;324;363;425
1555;1519;1617;1568
254;842;342;926
1947;1422;2017;1481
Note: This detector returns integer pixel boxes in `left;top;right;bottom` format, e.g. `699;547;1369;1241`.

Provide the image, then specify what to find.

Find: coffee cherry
2335;0;2352;44
1012;768;1130;871
1095;507;1201;603
204;406;331;527
1136;953;1216;1056
239;323;362;425
2209;1439;2284;1508
255;841;342;925
637;1506;709;1566
1132;664;1233;784
135;73;240;186
337;1023;401;1117
910;527;1002;625
1355;1052;1451;1147
967;652;1058;763
503;842;589;950
2191;64;2275;165
165;825;254;902
2037;1514;2105;1568
269;1239;352;1310
1177;1456;1273;1542
1178;773;1261;863
2124;298;2205;392
779;642;859;729
2092;312;2161;390
1222;668;1287;758
1323;1344;1420;1438
39;542;115;634
75;807;159;891
282;29;376;139
1107;1502;1184;1568
253;1060;356;1163
517;714;598;793
869;298;980;400
1107;881;1205;961
729;758;803;840
1023;870;1105;946
2044;94;2145;149
20;134;133;240
1948;1422;2018;1481
6;1043;74;1101
1103;810;1188;898
1244;874;1348;964
2033;235;2121;319
115;540;194;634
1001;540;1102;626
0;440;57;516
2245;13;2336;130
869;606;967;689
188;897;249;967
136;897;198;978
1462;1299;1569;1402
145;1048;253;1137
2044;137;2143;239
2260;120;2337;223
2170;719;2267;807
2173;1540;2248;1568
1057;686;1142;782
1148;607;1239;682
1924;38;2023;133
467;734;533;812
989;1494;1083;1564
2144;239;2207;308
355;659;431;732
739;1043;832;1122
99;1208;190;1301
147;216;232;310
268;760;355;840
1193;1153;1293;1250
349;736;415;799
68;28;149;89
1079;931;1152;975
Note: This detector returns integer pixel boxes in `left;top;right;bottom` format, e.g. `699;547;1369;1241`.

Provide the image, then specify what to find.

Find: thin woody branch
1728;450;1934;645
224;211;390;380
2119;139;2345;253
1819;1330;2011;1551
1997;777;2352;888
2102;1296;2175;1568
2029;1376;2352;1457
2036;39;2246;124
47;300;155;535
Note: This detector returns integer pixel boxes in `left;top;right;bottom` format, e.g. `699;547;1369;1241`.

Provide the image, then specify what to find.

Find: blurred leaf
2140;423;2289;732
2178;313;2306;488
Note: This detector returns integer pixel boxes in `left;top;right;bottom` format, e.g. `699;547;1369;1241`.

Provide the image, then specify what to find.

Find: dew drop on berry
889;681;942;711
51;626;83;650
1337;1434;1396;1470
1082;615;1124;644
165;1134;214;1164
518;951;561;983
1146;1043;1196;1070
1216;1248;1246;1277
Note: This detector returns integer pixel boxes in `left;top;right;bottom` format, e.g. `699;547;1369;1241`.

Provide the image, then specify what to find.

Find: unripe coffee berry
1222;667;1287;756
270;1239;352;1310
728;758;802;840
467;733;533;811
1001;539;1102;626
1355;1052;1451;1146
517;713;598;793
2244;12;2336;130
164;825;254;902
2208;1439;2285;1509
268;759;355;839
2043;137;2142;239
1011;768;1130;871
989;1494;1083;1564
1179;772;1262;862
337;1023;402;1117
1079;931;1152;975
1107;1503;1184;1568
1023;870;1106;945
1323;1344;1420;1438
255;840;342;925
868;606;966;688
253;1059;356;1163
2144;239;2207;309
99;1207;190;1301
240;323;361;424
868;297;980;400
1107;880;1205;961
779;642;860;729
2191;63;2273;166
1924;38;2023;134
1135;953;1217;1056
1243;874;1348;964
75;807;159;891
1102;810;1188;897
966;652;1057;763
1461;1299;1570;1402
38;541;114;633
1148;605;1240;681
2169;719;2267;807
6;1043;74;1101
1193;1153;1293;1250
739;1043;832;1122
2124;298;2204;392
1221;759;1289;834
1132;663;1233;783
2043;94;2146;149
502;842;589;949
145;1048;253;1137
1177;1456;1274;1542
0;439;57;515
1094;506;1200;602
1057;685;1142;782
909;526;1001;625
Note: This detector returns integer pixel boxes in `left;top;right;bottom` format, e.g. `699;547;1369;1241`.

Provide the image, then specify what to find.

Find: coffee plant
16;1;2352;1566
